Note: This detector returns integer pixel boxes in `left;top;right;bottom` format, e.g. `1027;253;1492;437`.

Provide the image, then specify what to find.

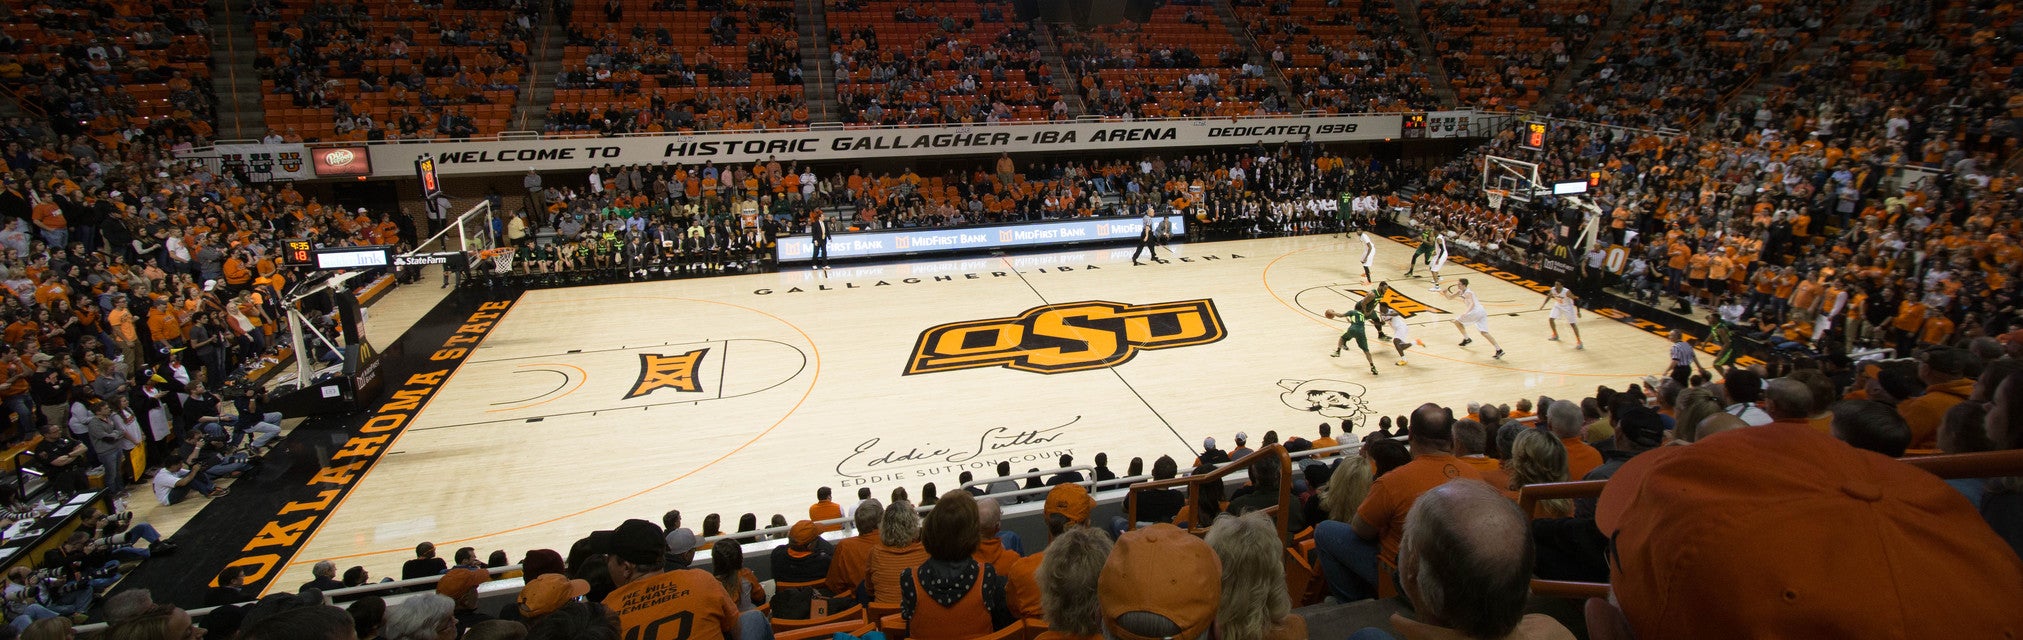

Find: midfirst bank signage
209;114;1405;180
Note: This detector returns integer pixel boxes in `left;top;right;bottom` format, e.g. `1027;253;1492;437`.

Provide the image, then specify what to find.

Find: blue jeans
10;604;61;630
45;587;91;615
235;412;283;447
1314;520;1382;602
1;394;32;438
1348;629;1398;640
85;560;121;590
736;610;773;640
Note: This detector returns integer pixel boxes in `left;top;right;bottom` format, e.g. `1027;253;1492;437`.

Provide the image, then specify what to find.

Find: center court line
994;255;1197;457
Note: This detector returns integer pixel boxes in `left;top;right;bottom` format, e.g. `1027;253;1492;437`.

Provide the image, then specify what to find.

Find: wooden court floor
266;233;1675;588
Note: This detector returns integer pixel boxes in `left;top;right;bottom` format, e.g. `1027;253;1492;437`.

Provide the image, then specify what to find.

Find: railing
0;81;44;119
1516;448;2023;600
1124;444;1295;544
76;563;529;634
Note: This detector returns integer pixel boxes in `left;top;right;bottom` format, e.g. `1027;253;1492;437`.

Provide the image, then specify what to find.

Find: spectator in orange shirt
823;499;883;597
973;498;1019;573
1313;403;1484;601
1005;482;1094;621
1546;399;1603;479
809;486;843;532
1898;348;1977;451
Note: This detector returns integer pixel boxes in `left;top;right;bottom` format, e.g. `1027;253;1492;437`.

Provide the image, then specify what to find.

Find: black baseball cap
1617;408;1666;449
596;519;667;566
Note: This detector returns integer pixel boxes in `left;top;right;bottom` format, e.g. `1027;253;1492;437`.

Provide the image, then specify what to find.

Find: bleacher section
1417;0;1604;111
1234;0;1440;113
0;0;216;138
1054;3;1291;119
551;0;807;133
825;0;1062;126
249;0;531;141
1549;0;1843;128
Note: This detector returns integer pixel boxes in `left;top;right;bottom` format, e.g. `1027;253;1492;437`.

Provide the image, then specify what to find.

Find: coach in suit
810;213;831;268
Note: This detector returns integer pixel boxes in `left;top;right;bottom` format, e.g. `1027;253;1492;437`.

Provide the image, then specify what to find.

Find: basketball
1324;310;1337;319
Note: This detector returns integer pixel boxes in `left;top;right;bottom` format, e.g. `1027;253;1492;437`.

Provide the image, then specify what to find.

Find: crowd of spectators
1416;0;1603;110
1235;0;1441;113
827;2;1066;126
1410;93;2018;359
1054;3;1292;119
1549;0;1842;129
213;342;2023;640
0;0;217;141
549;0;808;134
251;0;538;141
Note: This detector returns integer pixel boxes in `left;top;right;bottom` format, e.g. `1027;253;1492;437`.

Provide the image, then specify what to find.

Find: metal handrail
1125;444;1294;544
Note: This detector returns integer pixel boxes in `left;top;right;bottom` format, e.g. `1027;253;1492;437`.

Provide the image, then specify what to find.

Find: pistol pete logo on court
1349;287;1446;318
626;349;708;398
906;299;1227;375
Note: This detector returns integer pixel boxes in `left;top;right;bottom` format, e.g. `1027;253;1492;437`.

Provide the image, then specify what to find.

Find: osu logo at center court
907;300;1227;375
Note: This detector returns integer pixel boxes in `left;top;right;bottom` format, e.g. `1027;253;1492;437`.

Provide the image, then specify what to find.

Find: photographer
150;453;227;506
182;381;278;451
79;508;175;559
41;531;124;594
4;566;89;629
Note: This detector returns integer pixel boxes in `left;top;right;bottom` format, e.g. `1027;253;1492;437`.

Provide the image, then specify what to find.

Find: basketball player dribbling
1540;281;1585;350
1442;278;1505;359
1326;308;1380;376
1426;233;1449;291
1359;231;1376;283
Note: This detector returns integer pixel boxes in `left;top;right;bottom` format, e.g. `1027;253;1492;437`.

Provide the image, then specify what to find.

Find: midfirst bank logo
906;300;1227;375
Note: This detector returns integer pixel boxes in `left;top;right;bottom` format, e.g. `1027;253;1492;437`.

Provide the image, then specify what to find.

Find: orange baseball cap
435;567;489;598
1046;483;1093;525
517;573;590;618
1596;426;2023;639
786;520;819;558
1098;524;1220;640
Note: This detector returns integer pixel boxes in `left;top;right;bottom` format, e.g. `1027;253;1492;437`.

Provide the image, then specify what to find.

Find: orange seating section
552;0;807;132
252;0;530;140
1417;0;1605;110
0;5;215;136
1056;5;1288;118
826;0;1060;125
1548;0;1841;128
1234;0;1438;112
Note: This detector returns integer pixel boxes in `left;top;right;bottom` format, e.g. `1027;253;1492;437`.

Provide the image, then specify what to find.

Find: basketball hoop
1486;189;1508;211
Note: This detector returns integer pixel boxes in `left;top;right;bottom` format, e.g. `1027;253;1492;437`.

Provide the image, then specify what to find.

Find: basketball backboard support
1482;155;1542;203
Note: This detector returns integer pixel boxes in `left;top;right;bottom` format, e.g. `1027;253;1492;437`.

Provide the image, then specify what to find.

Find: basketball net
1486;189;1507;211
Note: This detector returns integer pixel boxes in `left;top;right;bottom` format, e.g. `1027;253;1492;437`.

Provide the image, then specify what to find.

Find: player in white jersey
1426;234;1450;291
1442;278;1505;359
1359;231;1376;283
1539;281;1584;350
1379;304;1414;366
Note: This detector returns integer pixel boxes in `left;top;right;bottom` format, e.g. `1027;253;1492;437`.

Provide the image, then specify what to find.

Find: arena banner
777;215;1186;263
198;115;1398;181
212;143;318;182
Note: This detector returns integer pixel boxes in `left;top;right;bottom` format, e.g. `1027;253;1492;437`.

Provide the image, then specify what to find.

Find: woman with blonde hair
1035;527;1113;640
864;500;928;604
1671;387;1724;443
1508;429;1572;517
1204;512;1305;640
1318;455;1374;523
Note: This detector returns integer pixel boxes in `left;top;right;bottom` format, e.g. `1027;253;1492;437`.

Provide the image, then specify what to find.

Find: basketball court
263;233;1674;589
